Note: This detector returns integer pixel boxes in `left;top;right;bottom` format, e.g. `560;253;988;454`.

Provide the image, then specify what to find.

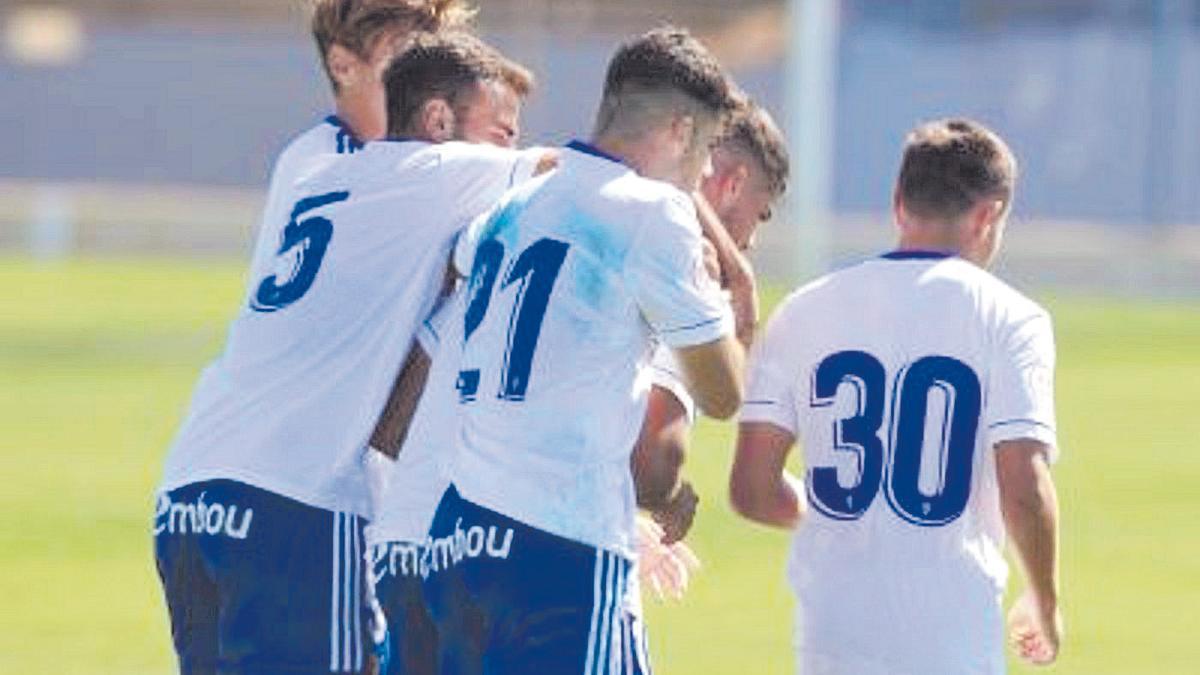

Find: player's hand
1007;589;1063;666
635;516;701;601
723;253;759;348
650;480;699;545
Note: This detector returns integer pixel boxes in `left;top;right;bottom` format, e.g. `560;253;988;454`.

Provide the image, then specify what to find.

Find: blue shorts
370;540;438;675
153;479;371;674
421;485;651;675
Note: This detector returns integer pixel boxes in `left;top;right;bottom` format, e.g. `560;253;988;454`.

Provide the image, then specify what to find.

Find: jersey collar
566;140;625;167
880;249;955;261
325;115;365;153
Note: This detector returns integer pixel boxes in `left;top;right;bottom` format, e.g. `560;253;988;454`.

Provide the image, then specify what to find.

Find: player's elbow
696;382;743;420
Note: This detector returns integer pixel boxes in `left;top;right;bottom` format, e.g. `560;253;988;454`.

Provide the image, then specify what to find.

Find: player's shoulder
942;258;1050;325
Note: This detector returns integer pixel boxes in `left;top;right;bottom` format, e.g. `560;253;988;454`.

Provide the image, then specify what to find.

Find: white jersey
246;117;365;281
446;142;733;555
159;139;542;517
742;251;1058;675
367;289;464;544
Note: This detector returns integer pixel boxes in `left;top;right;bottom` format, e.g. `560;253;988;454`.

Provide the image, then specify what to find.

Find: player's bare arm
369;344;433;458
998;438;1063;666
631;386;699;543
673;336;744;420
730;421;806;529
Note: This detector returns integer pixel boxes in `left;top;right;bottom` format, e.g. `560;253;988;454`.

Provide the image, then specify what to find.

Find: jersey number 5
251;191;349;313
809;350;982;527
457;237;570;403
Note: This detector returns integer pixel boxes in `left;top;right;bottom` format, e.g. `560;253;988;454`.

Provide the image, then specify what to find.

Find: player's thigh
154;488;220;673
372;541;438;675
173;480;369;674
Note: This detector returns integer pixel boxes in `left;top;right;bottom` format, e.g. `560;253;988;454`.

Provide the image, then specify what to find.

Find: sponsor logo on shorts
153;492;254;539
372;518;514;581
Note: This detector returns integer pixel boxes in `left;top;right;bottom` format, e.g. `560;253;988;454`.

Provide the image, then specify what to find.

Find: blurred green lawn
1;257;1198;673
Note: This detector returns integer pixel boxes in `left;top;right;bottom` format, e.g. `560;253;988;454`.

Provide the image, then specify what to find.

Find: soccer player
419;27;744;673
634;100;791;544
731;118;1063;673
250;1;474;268
153;32;545;673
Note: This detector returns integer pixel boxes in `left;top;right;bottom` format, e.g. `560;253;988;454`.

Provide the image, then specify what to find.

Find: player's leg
192;479;370;674
154;486;220;674
371;540;438;674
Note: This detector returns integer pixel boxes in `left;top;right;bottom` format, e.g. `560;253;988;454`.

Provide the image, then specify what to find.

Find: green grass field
2;257;1198;674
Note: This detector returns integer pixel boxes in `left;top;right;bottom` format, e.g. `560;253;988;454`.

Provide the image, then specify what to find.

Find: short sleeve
626;194;733;348
648;346;696;425
986;311;1059;460
443;144;544;229
739;305;799;435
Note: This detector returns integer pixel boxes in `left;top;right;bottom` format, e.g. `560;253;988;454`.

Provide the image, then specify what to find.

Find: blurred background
2;1;1198;674
3;0;1199;293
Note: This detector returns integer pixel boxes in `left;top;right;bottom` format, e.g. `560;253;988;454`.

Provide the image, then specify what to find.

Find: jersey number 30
809;350;982;527
457;237;570;403
251;191;349;313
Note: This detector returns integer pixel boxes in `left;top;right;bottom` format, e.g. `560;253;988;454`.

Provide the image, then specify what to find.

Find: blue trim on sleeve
880;250;955;261
744;400;780;406
988;418;1056;432
659;316;723;335
566;140;625;166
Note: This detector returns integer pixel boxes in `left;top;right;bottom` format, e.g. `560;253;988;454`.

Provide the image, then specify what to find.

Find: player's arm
631;195;745;421
729;421;806;529
988;309;1063;664
998;439;1063;665
672;338;744;420
631;385;699;544
368;342;433;458
693;191;758;347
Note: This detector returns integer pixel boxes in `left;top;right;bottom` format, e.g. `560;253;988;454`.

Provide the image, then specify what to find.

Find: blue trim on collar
325;115;365;153
880;250;955;261
566;140;624;166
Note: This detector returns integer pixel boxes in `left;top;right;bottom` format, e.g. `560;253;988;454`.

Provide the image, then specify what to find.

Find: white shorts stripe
583;549;604;675
596;553;617;673
350;514;357;667
342;513;353;671
634;613;650;674
611;558;627;675
330;512;341;671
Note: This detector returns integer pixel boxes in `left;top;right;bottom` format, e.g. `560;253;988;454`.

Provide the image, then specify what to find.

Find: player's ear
326;44;363;91
727;163;750;205
420;98;456;143
669;114;696;156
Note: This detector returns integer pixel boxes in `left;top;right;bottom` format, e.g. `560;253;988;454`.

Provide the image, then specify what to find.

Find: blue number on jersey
251;191;349;313
808;351;886;520
457;237;570;402
808;351;982;527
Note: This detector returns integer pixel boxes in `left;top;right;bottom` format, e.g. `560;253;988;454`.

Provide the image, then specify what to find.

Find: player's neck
589;134;688;189
334;96;385;143
896;222;962;257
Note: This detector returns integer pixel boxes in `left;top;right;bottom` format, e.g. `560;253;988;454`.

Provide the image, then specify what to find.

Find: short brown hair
897;118;1017;222
383;31;533;137
311;0;476;90
596;27;740;133
719;102;790;197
